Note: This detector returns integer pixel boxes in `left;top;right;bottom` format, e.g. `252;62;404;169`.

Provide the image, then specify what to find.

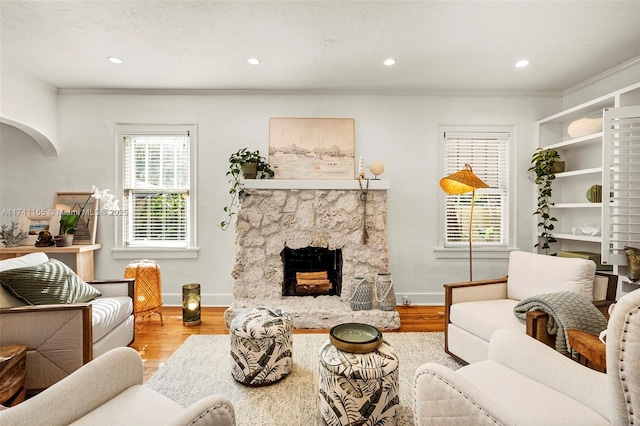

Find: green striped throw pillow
0;259;101;305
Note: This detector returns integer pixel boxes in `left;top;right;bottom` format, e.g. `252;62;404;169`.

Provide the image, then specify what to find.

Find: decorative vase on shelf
624;246;640;282
586;185;602;203
551;161;565;174
567;117;603;138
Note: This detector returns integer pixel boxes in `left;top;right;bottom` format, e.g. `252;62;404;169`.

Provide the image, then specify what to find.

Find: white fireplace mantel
242;179;390;190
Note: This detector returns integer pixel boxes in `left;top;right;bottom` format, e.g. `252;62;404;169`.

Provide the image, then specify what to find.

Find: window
441;129;510;250
115;124;197;257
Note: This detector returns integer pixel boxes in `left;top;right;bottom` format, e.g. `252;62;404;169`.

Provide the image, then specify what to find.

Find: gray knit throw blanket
513;291;608;354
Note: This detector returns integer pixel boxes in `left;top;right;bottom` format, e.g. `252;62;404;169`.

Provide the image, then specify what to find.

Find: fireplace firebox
281;247;342;297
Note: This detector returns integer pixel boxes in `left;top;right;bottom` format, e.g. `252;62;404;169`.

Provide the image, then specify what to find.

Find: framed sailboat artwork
268;117;355;179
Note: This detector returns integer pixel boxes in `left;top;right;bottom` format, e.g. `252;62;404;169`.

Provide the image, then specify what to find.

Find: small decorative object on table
0;222;27;248
329;323;382;353
35;230;55;247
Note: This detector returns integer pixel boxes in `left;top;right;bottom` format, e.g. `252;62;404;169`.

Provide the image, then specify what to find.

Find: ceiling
1;1;639;94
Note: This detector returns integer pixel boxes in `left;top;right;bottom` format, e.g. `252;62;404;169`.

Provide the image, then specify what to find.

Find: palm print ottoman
319;340;399;425
229;307;293;386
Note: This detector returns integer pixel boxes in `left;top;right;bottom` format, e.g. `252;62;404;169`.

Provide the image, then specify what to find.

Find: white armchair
444;250;617;364
0;346;236;426
413;288;640;425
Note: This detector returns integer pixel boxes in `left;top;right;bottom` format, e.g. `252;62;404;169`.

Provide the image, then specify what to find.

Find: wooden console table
0;244;102;281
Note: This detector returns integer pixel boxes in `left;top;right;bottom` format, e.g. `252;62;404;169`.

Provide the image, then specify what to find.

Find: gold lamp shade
440;164;489;194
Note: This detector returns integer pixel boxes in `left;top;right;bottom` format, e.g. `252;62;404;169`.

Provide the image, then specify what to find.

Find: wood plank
296;271;328;280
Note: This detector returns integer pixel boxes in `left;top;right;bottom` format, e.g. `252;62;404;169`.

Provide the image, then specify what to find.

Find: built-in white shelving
534;82;640;290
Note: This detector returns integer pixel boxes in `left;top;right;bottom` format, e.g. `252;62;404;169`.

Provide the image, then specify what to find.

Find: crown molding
56;87;561;97
563;56;640;96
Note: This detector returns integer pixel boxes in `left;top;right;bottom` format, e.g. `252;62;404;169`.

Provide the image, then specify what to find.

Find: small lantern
182;283;201;326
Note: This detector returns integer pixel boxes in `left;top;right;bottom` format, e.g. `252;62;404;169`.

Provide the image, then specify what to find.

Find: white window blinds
443;131;509;247
602;105;640;266
123;133;190;247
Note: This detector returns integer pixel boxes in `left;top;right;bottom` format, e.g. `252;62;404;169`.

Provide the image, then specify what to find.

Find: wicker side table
0;345;27;407
125;259;164;325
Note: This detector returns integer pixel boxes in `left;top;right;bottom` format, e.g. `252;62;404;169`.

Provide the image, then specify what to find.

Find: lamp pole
469;190;476;282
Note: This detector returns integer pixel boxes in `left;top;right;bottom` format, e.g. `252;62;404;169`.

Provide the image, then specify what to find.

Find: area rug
146;332;461;426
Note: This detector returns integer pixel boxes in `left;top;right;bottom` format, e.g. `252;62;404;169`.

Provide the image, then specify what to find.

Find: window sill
111;247;200;259
433;247;517;259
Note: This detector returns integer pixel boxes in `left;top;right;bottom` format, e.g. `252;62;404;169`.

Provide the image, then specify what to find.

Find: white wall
1;91;559;305
0;64;58;155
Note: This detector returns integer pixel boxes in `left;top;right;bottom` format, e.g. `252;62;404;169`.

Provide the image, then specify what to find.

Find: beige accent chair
444;250;617;364
0;252;135;392
0;346;236;425
414;288;640;425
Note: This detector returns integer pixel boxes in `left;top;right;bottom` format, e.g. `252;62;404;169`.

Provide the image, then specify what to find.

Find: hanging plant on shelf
529;148;562;255
220;148;275;231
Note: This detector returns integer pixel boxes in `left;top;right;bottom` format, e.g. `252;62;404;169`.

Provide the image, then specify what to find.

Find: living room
1;1;639;425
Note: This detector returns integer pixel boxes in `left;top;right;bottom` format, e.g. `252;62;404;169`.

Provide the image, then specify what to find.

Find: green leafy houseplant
220;148;275;231
59;213;80;235
529;148;562;255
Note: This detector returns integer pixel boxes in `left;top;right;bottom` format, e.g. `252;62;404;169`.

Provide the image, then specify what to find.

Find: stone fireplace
223;179;400;329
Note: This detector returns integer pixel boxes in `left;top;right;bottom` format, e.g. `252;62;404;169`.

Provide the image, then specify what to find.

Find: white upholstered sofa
0;346;236;426
414;288;640;425
444;250;617;364
0;252;135;391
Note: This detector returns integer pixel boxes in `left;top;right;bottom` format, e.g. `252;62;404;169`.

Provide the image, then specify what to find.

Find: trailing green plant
220;148;275;231
529;148;562;255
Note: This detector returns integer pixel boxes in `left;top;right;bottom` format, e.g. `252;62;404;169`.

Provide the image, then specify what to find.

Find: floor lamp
440;164;489;282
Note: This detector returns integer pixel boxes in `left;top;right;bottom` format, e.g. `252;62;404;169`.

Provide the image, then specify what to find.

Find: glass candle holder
182;283;201;326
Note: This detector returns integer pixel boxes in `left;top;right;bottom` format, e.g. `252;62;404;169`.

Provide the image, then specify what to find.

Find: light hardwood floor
130;305;446;382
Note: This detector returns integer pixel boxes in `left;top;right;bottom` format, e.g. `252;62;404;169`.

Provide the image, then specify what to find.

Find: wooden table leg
75;251;95;281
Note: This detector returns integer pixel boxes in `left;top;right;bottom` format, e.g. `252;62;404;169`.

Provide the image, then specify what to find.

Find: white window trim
434;125;518;259
113;123;199;259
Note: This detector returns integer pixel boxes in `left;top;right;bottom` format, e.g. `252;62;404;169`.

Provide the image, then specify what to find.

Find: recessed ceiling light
107;56;122;64
383;58;397;66
248;58;260;65
515;59;530;68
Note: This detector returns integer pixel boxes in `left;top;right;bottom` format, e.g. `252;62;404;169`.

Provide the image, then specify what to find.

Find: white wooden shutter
602;105;640;266
443;132;509;247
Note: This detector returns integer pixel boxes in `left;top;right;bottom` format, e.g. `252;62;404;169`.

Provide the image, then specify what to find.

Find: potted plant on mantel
220;148;275;231
529;147;562;255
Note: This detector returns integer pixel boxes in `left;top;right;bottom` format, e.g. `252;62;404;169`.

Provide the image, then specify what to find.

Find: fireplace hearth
224;180;400;330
